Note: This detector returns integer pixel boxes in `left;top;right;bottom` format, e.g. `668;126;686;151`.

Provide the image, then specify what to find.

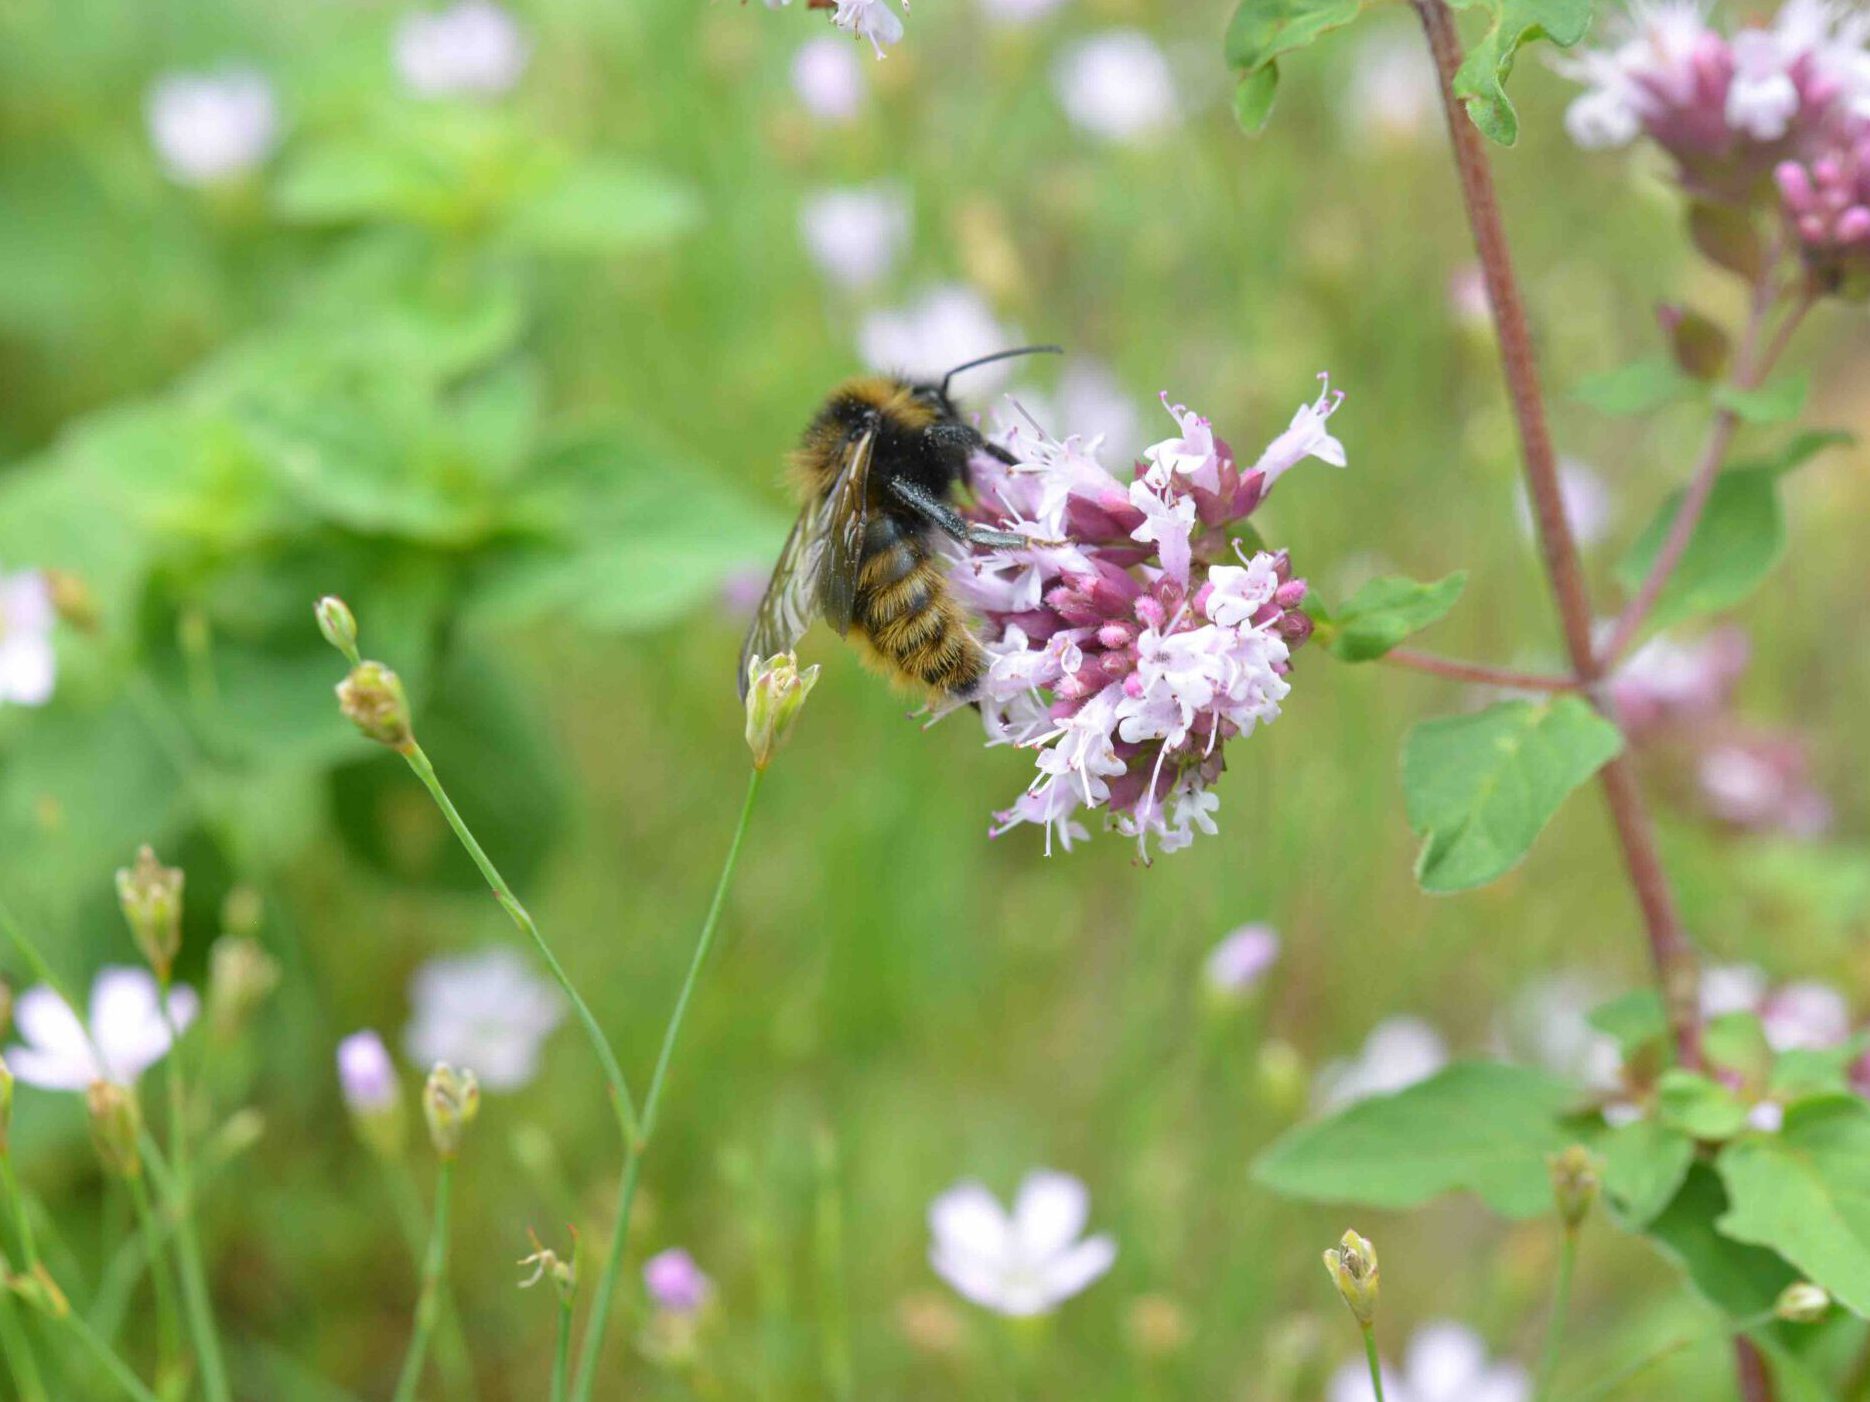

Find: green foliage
1713;372;1811;426
1446;0;1596;145
1717;1097;1870;1316
1656;1068;1751;1140
1614;467;1784;632
1588;989;1667;1056
1253;1062;1580;1218
1571;356;1697;415
1597;1118;1695;1228
1647;1163;1798;1318
1319;571;1467;662
1402;697;1623;893
1223;0;1368;131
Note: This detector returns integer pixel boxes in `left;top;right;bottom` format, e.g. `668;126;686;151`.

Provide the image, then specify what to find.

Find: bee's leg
886;477;1056;550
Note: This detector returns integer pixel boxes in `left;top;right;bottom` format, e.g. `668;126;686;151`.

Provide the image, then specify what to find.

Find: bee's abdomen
854;518;984;697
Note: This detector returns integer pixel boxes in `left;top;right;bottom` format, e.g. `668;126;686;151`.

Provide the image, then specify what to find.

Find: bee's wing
818;424;875;637
736;425;875;699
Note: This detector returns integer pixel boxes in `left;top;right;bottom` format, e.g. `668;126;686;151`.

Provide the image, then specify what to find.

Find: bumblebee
738;347;1062;701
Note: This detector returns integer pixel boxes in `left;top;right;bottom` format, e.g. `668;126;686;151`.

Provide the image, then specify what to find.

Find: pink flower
644;1248;714;1314
1608;627;1749;733
1204;923;1280;994
337;1030;400;1113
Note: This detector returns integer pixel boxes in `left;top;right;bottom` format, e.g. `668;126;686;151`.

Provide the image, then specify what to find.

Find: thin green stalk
551;1296;573;1402
57;1309;164;1402
157;998;229;1402
1363;1326;1387;1402
569;768;764;1402
0;1289;49;1402
391;1159;455;1402
382;1158;475;1399
123;1174;182;1387
0;1156;42;1272
1535;1230;1580;1402
401;742;640;1146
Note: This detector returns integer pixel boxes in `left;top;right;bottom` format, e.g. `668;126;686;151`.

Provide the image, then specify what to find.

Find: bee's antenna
940;344;1064;397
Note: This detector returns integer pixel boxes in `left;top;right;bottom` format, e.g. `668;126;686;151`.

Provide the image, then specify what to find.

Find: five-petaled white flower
394;1;531;98
1330;1320;1529;1402
6;967;199;1091
145;68;280;187
928;1170;1117;1316
0;568;56;707
404;947;565;1091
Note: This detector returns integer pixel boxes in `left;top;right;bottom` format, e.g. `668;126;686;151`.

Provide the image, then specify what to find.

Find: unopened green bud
423;1063;480;1159
337;661;413;751
7;1263;69;1319
744;652;820;771
1322;1229;1379;1326
115;845;183;982
207;935;281;1041
1548;1145;1602;1230
519;1228;578;1304
0;1054;13;1156
1775;1282;1830;1323
315;596;359;657
87;1082;143;1179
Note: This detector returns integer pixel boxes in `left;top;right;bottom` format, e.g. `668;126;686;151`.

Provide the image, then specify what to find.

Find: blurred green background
0;0;1866;1396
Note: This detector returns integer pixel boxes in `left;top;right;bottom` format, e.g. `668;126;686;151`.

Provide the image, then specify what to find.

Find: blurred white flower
859;285;1019;386
1343;28;1439;142
1516;459;1614;548
1760;980;1850;1052
1204;923;1280;996
1700;962;1769;1020
791;36;866;122
1053;31;1178;144
1447;265;1490;328
0;569;56;707
394;1;531;99
1696;735;1833;837
1608;627;1748;733
832;0;906;59
336;1029;400;1113
979;0;1068;23
145;68;280;186
1495;973;1623;1092
1313;1016;1448;1112
405;947;565;1091
929;1170;1115;1315
799;184;911;291
1330;1321;1529;1402
6;968;198;1091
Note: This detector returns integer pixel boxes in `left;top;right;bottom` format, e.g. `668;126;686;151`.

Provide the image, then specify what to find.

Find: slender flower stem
1534;1229;1580;1402
0;1290;49;1402
1362;1325;1387;1402
158;997;231;1402
1599;285;1816;666
569;768;764;1402
1382;648;1578;692
0;1156;42;1273
57;1310;165;1402
551;1296;574;1402
383;1159;475;1398
400;742;641;1147
391;1159;455;1402
123;1172;183;1386
1411;0;1703;1071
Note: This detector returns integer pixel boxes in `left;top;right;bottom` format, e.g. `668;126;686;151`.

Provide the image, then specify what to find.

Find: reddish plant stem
1410;0;1705;1074
1599;286;1814;666
1382;648;1577;692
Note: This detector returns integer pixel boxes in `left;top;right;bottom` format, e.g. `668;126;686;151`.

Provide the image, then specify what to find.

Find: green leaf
1588;989;1666;1055
1614;466;1784;632
1736;428;1854;479
498;157;700;257
1571;356;1698;416
1717;1096;1870;1316
1656;1069;1751;1141
1402;697;1623;893
1223;0;1367;132
1770;1042;1862;1101
1323;571;1467;662
1703;1012;1772;1086
1713;372;1810;426
1447;0;1596;145
1648;1162;1797;1318
1253;1061;1579;1219
1599;1118;1696;1228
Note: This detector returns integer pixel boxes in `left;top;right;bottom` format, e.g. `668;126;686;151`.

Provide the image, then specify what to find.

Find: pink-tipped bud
1814;156;1843;187
1274;579;1309;610
1269;549;1292;580
1279;612;1315;646
1134;596;1166;630
1777;161;1815;212
1099;651;1135;679
1097;622;1136;650
1838;207;1870;243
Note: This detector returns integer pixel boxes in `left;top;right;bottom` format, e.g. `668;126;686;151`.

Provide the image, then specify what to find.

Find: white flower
1517;459;1614;548
1142;396;1221;491
1205;923;1280;994
1344;28;1439;142
0;569;56;707
1725;26;1800;138
337;1029;400;1113
1700;962;1769;1019
929;1170;1116;1316
859;285;1019;386
6;968;199;1091
1760;980;1851;1052
832;0;906;59
394;2;531;99
1052;31;1178;144
1252;374;1347;489
404;947;566;1091
791;36;866;121
1494;974;1624;1092
1447;265;1491;328
145;68;279;186
979;0;1068;25
1330;1321;1530;1402
798;184;911;291
1556;0;1712;149
1313;1016;1448;1112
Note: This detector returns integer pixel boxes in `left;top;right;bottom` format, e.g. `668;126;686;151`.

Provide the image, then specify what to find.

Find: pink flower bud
1776;161;1815;211
1274;579;1309;610
1279;611;1315;645
1839;207;1870;242
1097;622;1135;649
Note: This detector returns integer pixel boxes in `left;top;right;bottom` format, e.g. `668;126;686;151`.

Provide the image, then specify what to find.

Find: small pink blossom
1204;923;1280;995
644;1248;714;1314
